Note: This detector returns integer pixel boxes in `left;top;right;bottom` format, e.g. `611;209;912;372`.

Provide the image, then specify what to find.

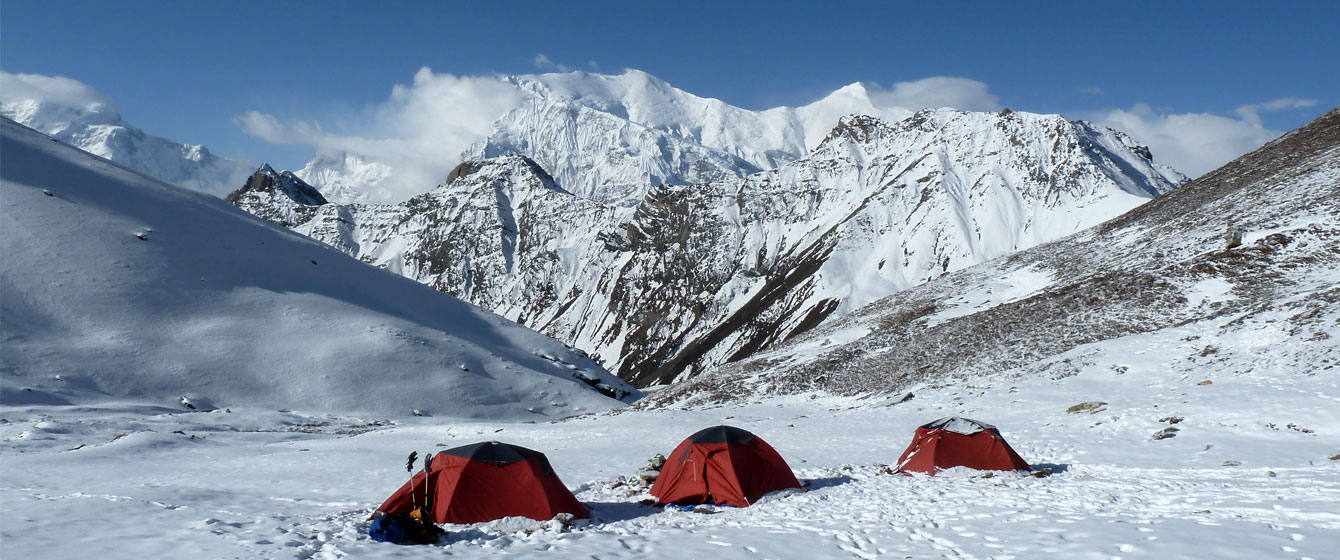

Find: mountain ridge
298;69;913;205
642;106;1339;405
233;107;1185;386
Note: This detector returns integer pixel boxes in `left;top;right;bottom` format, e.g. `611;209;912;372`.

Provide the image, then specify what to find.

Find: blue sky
2;0;1337;174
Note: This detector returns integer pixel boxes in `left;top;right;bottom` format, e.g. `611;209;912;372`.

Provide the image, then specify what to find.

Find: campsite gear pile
368;451;446;544
369;417;1031;544
368;511;445;545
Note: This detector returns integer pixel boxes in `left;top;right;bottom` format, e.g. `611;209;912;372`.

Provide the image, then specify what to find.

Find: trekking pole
421;453;435;521
406;451;419;516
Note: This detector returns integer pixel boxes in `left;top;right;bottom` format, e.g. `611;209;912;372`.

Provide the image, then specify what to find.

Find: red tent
650;425;801;507
895;417;1031;475
374;441;588;524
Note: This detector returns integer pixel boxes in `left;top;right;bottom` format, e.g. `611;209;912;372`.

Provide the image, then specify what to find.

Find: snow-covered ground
0;117;636;417
5;317;1337;559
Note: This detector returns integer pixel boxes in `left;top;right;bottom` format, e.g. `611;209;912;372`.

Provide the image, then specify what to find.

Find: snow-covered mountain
0;117;637;418
233;108;1184;386
296;151;397;204
0;73;253;197
646;106;1340;406
298;69;907;205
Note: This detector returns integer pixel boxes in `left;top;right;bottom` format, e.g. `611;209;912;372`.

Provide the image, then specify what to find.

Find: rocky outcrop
226;165;329;227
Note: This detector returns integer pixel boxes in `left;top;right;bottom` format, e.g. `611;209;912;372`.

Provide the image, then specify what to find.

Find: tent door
701;448;729;504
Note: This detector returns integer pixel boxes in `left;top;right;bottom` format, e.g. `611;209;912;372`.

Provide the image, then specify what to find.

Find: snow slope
236;108;1184;387
0;72;253;197
0;117;637;418
1;333;1336;559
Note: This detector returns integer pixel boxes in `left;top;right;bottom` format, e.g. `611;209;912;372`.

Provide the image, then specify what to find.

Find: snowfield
0;117;636;417
3;332;1337;559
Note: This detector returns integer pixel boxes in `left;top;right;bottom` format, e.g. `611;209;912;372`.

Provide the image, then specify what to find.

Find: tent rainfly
651;425;801;507
374;441;588;523
895;417;1031;475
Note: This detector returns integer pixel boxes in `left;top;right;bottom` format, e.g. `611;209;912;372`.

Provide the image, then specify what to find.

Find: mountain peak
234;101;1186;388
649;105;1340;406
225;164;328;223
829;82;872;101
444;155;568;195
822;114;887;145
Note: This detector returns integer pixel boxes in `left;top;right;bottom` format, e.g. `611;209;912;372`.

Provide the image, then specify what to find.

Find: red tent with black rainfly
650;425;801;507
374;441;588;523
895;417;1031;475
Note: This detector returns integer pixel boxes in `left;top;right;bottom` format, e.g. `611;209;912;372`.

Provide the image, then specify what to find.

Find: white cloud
867;77;1001;112
1080;86;1104;95
1258;97;1318;112
235;111;321;145
1232;97;1319;127
236;67;527;202
0;71;121;123
1093;102;1284;178
533;53;572;72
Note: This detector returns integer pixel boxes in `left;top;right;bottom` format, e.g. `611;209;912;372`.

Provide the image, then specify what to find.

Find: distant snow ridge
0;117;638;417
300;69;910;205
0;74;252;197
233;107;1184;387
296;152;396;205
459;71;912;207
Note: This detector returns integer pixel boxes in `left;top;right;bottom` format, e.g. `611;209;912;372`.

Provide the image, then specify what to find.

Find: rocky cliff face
232;108;1184;386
